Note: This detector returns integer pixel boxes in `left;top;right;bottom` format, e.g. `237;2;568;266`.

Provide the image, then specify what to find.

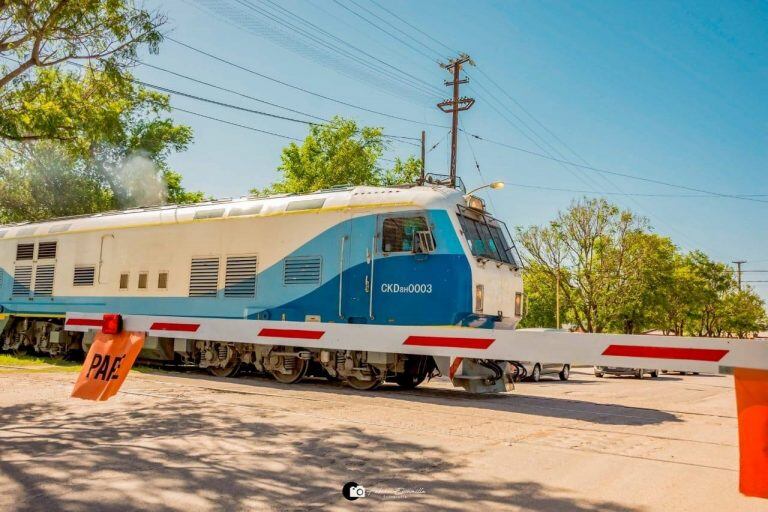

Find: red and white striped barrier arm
64;312;768;375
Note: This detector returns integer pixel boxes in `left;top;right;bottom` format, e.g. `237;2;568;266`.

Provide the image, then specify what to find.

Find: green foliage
0;3;203;222
517;198;767;338
253;116;421;195
0;143;112;223
164;169;206;205
517;262;557;329
0;0;164;96
383;155;422;186
720;290;768;338
0;67;201;221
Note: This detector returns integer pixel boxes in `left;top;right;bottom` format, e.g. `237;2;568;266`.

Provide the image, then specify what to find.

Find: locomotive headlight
475;285;484;313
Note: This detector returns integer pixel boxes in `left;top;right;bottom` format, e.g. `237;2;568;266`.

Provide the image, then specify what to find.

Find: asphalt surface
0;366;762;511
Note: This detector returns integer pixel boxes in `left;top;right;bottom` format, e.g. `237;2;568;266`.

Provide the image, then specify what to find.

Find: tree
518;198;767;338
0;142;112;222
517;262;558;329
1;1;164;139
517;198;652;333
0;3;202;221
720;289;768;338
163;170;206;205
383;155;421;186
253;116;421;195
0;66;200;221
607;232;676;334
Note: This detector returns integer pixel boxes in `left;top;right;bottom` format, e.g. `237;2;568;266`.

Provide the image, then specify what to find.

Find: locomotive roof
0;185;464;240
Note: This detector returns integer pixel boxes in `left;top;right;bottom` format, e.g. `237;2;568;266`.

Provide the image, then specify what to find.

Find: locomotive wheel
346;375;383;391
270;353;309;384
346;365;383;390
208;361;242;378
11;342;30;357
395;356;429;389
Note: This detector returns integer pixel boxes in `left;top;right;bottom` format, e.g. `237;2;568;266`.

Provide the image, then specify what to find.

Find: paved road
0;366;762;511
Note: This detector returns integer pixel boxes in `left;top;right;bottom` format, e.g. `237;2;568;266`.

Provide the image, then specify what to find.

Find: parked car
519;362;571;382
594;366;659;379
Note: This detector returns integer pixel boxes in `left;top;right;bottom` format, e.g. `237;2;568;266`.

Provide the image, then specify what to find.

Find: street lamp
465;181;505;196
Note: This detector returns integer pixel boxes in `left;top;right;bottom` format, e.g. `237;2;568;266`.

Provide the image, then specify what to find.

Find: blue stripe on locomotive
0;210;480;326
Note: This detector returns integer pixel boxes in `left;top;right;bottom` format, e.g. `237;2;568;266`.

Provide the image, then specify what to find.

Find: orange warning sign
71;331;145;401
734;367;768;499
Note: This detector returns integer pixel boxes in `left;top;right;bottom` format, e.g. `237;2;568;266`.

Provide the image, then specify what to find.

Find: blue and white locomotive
0;183;523;389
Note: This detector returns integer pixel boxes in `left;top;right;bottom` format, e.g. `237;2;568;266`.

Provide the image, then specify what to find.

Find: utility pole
437;54;475;188
420;130;426;184
733;260;747;290
555;269;561;330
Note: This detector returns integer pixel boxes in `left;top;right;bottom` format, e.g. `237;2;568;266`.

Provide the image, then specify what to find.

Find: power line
368;0;457;55
135;79;420;146
466;69;731;258
228;0;442;97
427;130;450;153
7;47;764;207
173;106;416;167
465;132;768;204
502;182;768;198
198;0;437;101
332;0;440;62
138;80;320;125
171;106;302;141
461;118;497;213
139;61;329;122
0;53;422;147
166;36;448;128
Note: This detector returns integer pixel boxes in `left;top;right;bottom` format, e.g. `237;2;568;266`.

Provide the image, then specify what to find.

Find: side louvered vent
16;243;34;261
224;256;258;298
38;242;57;259
34;265;55;296
189;257;219;297
12;267;32;296
73;266;95;286
284;256;322;285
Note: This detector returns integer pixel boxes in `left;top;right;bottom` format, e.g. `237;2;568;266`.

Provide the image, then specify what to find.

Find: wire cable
465;132;768;204
333;0;441;62
171;106;302;141
368;0;457;55
166;36;449;128
229;0;442;97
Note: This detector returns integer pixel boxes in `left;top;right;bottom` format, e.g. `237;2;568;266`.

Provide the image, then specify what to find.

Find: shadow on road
146;370;682;428
0;398;640;512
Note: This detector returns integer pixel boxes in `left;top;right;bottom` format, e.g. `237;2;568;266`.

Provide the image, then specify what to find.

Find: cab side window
382;216;430;253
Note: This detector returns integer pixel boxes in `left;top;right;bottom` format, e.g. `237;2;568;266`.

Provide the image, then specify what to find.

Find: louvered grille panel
12;267;32;296
16;244;34;261
284;256;322;285
38;242;57;259
34;265;55;296
224;256;258;298
73;266;95;286
189;257;219;297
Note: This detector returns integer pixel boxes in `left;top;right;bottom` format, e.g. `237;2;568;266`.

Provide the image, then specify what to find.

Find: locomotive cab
455;194;524;329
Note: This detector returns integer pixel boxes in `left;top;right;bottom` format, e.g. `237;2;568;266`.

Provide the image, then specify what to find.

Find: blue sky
137;0;768;297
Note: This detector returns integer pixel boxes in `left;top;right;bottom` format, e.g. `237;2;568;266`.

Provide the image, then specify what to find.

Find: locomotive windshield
457;207;518;266
382;216;430;252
